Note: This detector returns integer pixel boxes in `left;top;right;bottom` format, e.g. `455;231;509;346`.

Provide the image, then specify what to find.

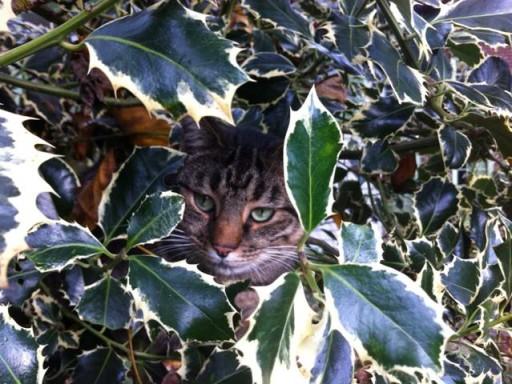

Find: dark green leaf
236;76;290;105
321;264;448;371
453;343;502;376
461;114;512;158
310;326;353;384
438;125;471;169
242;52;296;78
415;178;459;236
0;259;41;306
495;239;512;298
471;84;512;113
194;350;252;384
437;222;458;260
419;262;438;301
0;305;42;383
368;32;424;104
326;14;369;61
73;348;127;384
238;273;314;384
85;0;248;123
39;157;79;217
341;223;379;263
77;276;133;330
468;57;512;90
285;87;342;232
351;96;415;139
126;191;184;249
26;223;107;272
441;257;480;306
99;147;183;242
243;0;311;37
361;140;398;174
447;41;483;66
128;255;233;341
441;360;468;384
407;240;439;271
435;0;512;33
446;81;490;108
430;49;454;81
339;0;368;15
468;264;504;311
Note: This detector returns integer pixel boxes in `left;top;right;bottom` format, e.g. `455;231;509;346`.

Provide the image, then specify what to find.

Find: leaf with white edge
461;114;512;159
468;264;504;312
361;140;399;174
407;239;439;271
438;125;471;169
419;262;441;302
431;49;454;81
76;276;133;330
494;239;512;299
243;0;311;37
441;360;468;384
0;109;56;286
368;32;425;104
73;348;128;384
441;257;481;306
468;57;512;90
26;222;108;272
324;14;370;61
0;259;41;306
0;305;45;383
99;147;184;243
471;84;512;114
451;343;502;377
341;223;379;263
242;52;296;79
284;86;342;233
0;0;15;31
126;191;184;249
415;178;459;236
310;320;354;384
319;263;450;372
85;0;248;123
446;81;491;109
194;350;252;384
435;0;512;34
128;255;233;341
437;222;458;260
350;96;416;139
340;0;368;15
237;272;316;384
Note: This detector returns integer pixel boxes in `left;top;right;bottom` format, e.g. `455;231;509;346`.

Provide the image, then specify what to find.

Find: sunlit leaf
0;109;56;286
320;264;449;372
284;86;342;233
26;222;107;272
99;147;183;242
128;255;234;341
85;0;249;123
77;276;133;330
341;223;379;263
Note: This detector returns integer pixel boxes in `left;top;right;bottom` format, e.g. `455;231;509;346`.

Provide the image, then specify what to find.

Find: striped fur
156;117;303;285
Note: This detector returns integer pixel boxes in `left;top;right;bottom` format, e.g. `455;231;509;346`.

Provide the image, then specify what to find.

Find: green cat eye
250;207;274;222
194;193;215;212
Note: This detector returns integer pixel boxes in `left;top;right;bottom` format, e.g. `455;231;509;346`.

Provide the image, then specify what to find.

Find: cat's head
167;117;303;285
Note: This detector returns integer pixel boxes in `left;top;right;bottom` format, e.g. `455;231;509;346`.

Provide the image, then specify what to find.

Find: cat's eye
194;193;215;212
250;207;274;222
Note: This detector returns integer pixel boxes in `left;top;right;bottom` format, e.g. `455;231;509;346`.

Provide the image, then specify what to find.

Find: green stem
0;73;141;107
454;312;512;339
375;0;419;69
0;0;122;67
297;234;323;300
59;40;86;52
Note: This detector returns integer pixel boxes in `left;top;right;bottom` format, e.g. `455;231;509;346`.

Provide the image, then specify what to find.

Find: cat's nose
213;244;236;258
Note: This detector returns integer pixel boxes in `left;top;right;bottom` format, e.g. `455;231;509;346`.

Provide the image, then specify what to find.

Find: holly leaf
414;178;459;236
194;350;252;384
441;257;481;306
324;14;370;61
438;125;471;169
320;264;450;372
128;255;234;342
340;223;379;263
242;52;296;79
468;57;512;90
0;109;56;286
0;305;44;383
126;191;184;249
284;86;342;233
361;140;399;174
76;276;133;330
99;147;183;243
495;239;512;299
85;0;248;123
73;348;127;384
26;222;108;272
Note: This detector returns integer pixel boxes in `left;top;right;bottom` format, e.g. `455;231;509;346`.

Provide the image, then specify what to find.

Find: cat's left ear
179;115;234;154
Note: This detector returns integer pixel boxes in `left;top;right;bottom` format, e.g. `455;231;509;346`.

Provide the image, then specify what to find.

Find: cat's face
166;118;303;285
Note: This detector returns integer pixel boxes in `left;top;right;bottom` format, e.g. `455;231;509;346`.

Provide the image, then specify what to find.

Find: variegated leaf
85;0;249;123
73;348;128;384
0;109;55;286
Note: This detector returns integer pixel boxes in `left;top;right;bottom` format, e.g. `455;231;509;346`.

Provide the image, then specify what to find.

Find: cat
156;116;303;285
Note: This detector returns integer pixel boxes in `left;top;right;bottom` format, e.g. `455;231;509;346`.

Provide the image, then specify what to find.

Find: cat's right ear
178;115;231;154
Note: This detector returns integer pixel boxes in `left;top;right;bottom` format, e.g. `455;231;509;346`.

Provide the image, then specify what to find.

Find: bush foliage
0;0;512;383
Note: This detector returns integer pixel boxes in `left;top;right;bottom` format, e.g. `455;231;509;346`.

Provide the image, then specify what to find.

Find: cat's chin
198;259;295;286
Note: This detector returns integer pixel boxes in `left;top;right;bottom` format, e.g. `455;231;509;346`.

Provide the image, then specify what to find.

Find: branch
0;0;121;67
339;136;439;160
0;73;142;107
375;0;419;69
